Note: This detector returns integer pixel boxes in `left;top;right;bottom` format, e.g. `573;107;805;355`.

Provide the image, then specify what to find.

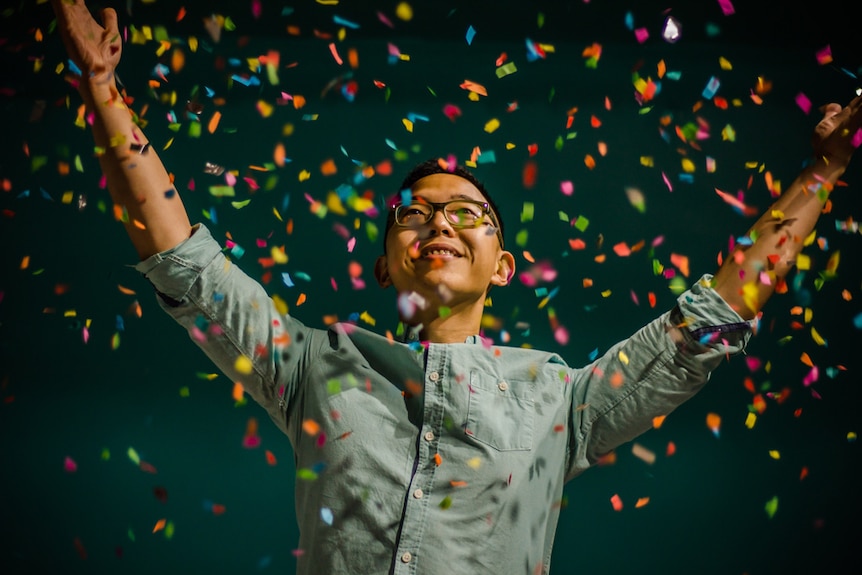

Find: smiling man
49;0;862;573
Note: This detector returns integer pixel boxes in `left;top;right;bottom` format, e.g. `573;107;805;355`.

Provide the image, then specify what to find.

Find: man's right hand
52;0;122;85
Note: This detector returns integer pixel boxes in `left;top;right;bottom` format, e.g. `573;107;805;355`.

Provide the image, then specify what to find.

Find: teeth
425;249;456;256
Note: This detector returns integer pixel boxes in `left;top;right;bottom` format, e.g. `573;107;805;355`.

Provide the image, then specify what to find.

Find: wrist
77;73;120;106
809;155;847;183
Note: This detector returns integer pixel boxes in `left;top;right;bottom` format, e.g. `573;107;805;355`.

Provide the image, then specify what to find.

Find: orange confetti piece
666;441;676;456
459;79;487;96
609;371;624;388
320;158;337;175
706;412;721;436
265;450;277;465
208;111;221;134
328;42;343;65
152;519;166;533
670;253;689;277
652;415;666;429
613;242;630;257
434;453;442;466
348;47;359;69
118;284;137;295
296;292;307;306
648;292;656;308
232;381;244;402
584;154;596;170
800;352;814;368
590;115;602;128
302;419;320;436
274;142;286;167
635;497;650;508
569;238;586;250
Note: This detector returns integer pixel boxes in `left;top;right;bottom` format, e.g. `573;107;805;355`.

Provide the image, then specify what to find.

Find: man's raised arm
52;0;192;260
712;95;862;320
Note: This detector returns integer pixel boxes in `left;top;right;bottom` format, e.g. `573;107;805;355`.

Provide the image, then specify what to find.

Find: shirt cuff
675;273;755;354
132;223;223;305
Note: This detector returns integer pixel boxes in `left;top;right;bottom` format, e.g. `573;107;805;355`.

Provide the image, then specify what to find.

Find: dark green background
2;1;860;573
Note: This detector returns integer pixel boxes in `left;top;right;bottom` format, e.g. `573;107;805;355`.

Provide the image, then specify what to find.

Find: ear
374;255;393;288
489;249;516;288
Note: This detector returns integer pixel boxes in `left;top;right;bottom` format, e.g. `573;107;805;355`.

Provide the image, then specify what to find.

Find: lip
415;242;463;260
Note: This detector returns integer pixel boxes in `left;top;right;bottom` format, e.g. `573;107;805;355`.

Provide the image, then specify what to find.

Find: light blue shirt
135;224;752;575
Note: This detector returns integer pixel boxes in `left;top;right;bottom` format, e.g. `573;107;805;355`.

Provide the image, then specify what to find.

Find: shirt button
498;381;509;391
429;371;439;382
424;431;435;442
413;488;424;499
401;551;412;563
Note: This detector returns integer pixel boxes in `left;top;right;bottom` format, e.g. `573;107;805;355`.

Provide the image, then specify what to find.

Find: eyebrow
409;193;486;203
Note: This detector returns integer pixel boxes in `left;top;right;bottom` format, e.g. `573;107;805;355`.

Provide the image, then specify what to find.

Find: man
51;0;861;573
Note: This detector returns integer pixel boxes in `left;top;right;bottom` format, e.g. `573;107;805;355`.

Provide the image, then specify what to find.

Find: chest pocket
466;371;535;451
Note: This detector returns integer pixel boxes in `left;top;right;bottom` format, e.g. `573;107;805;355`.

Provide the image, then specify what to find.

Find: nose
425;206;455;237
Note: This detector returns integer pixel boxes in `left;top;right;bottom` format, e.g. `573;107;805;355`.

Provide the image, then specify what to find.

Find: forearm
712;157;844;319
80;76;192;260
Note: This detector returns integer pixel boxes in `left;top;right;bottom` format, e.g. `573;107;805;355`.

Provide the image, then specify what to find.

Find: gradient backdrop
2;1;861;574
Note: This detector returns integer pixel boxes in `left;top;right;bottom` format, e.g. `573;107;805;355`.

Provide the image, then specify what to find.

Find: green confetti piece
438;306;452;319
164;520;175;539
31;156;48;172
537;12;545;28
764;495;778;519
179;386;190;397
100;448;110;461
668;276;687;295
209;185;236;197
573;216;589;232
554;135;564;151
558;211;568;221
495;62;518;78
188;121;201;138
231;199;251;209
74;155;84;172
520;202;534;223
515;229;529;247
127;528;135;542
224;16;236;31
327;379;341;395
439;496;452;510
127;447;140;466
296;468;318;480
366;221;379;243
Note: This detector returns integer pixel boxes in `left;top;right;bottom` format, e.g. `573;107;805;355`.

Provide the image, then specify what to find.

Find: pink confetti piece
560;180;574;196
610;494;623;511
795;92;812;115
661;171;673;192
851;128;862;148
815;45;833;65
64;456;78;473
634;28;649;43
745;356;762;372
803;366;819;387
717;0;735;16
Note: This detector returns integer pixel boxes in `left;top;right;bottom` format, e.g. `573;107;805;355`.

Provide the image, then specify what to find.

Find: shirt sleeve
565;273;753;480
133;223;320;435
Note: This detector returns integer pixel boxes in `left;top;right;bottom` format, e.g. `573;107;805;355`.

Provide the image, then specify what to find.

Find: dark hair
383;158;505;250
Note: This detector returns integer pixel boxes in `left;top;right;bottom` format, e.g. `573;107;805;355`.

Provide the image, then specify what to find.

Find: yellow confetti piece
272;293;288;315
795;253;811;270
810;326;826;346
402;118;414;132
298;170;311;182
484;118;500;133
745;412;757;429
234;355;253;375
618;350;629;365
466;457;482;469
768;450;781;460
271;246;288;264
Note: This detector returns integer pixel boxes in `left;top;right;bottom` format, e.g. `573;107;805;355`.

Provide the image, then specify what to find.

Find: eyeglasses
389;199;503;245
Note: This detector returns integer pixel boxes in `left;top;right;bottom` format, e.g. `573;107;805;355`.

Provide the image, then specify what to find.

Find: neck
405;298;485;343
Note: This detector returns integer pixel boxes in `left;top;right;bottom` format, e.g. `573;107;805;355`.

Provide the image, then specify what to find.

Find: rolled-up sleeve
133;224;314;435
566;273;753;479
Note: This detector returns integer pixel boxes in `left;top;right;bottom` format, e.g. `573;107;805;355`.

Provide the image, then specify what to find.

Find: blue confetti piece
588;348;598;361
257;555;272;569
854;312;862;330
476;150;496;164
333;15;360;29
624;11;634;31
320;507;334;525
213;292;225;303
466;25;476;45
67;59;82;76
17;189;30;199
40;187;53;200
701;76;720;100
535;287;548;297
282;272;294;288
407;112;430;123
385;138;399;151
281;7;294;16
115;315;125;331
678;173;694;184
204;86;215;97
294;271;311;282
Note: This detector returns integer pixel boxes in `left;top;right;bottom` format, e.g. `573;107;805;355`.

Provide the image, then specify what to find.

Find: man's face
374;173;514;313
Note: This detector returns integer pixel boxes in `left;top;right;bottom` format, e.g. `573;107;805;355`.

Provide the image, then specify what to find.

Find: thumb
101;7;119;36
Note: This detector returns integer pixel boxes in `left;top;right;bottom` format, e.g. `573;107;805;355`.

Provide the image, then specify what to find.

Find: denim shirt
135;224;752;575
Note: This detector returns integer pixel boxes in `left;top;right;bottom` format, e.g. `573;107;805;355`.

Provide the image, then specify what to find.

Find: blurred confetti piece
265;450;277;465
63;456;77;473
127;447;140;466
764;496;778;519
795;92;812;114
631;443;656;465
243;417;261;448
635;497;650;508
320;507;334;526
706;412;721;437
610;494;623;511
152;519;166;533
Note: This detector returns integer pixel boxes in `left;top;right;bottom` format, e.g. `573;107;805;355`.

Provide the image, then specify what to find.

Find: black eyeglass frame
388;198;505;247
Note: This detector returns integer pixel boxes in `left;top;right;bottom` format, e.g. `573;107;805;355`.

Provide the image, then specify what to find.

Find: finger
101;7;119;37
